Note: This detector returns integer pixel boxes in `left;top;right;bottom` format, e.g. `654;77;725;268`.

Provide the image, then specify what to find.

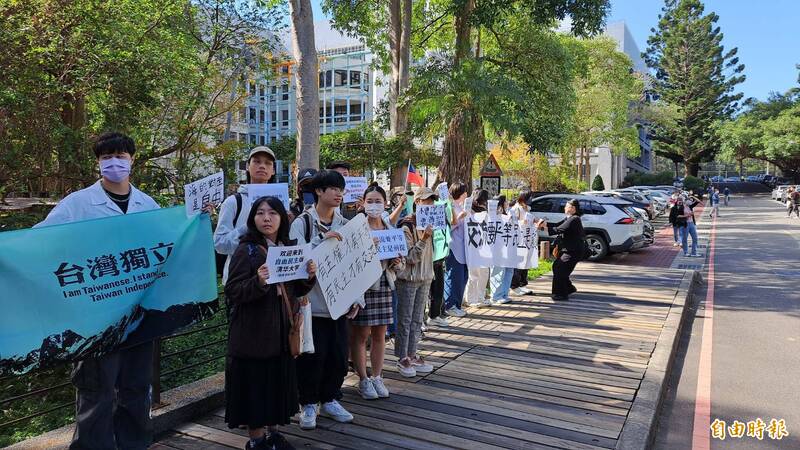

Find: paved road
654;194;800;449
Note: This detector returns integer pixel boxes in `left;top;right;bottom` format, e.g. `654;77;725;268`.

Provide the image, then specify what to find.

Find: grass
528;259;554;280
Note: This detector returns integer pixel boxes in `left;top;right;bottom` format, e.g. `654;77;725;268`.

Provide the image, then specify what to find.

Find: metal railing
0;288;227;442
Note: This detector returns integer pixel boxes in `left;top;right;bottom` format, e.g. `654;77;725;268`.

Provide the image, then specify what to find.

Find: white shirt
35;180;159;228
213;186;256;283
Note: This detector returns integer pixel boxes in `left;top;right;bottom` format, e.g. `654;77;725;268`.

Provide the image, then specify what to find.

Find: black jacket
547;215;585;257
224;234;314;359
668;205;687;227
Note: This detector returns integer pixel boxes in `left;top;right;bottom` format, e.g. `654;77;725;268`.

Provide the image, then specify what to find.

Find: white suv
529;194;646;261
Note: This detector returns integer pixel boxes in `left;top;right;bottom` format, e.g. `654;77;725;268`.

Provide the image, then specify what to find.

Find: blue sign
0;207;219;374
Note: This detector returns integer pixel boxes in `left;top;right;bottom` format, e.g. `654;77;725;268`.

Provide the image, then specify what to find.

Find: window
259;86;265;98
334;70;347;86
350;102;362;115
259;135;266;145
259;110;265;123
280;65;289;74
271;136;277;143
249;107;256;123
363;73;369;91
249;82;256;95
333;104;347;116
239;108;246;123
249;134;257;145
281;81;289;101
579;200;606;215
281;110;289;128
325;70;332;87
530;199;557;213
271;86;277;95
350;71;361;87
270;111;276;127
319;72;325;88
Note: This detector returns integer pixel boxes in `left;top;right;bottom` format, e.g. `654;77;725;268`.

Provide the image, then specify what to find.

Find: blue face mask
302;192;315;206
100;157;131;183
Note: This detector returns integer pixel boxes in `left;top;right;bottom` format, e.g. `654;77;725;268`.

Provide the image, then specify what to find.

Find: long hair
472;189;489;212
244;196;291;244
567;199;583;217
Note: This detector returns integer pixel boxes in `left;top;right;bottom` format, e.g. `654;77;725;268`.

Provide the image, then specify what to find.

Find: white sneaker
358;378;378;400
519;287;534;295
446;306;466;317
478;300;495;308
299;404;318;430
673;242;680;247
420;324;427;332
494;297;510;305
371;376;389;398
411;357;434;374
320;400;353;423
511;288;525;296
429;316;449;327
397;358;417;378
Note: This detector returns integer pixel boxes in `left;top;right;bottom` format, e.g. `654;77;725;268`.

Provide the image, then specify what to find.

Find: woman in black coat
538;199;585;301
224;196;316;450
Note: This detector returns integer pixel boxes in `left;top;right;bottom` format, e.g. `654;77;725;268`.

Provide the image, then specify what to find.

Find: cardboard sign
416;204;447;230
184;171;224;217
463;197;473;214
247;183;290;209
464;213;538;269
309;215;382;320
265;244;312;284
371;229;408;260
436;182;449;201
343;177;368;203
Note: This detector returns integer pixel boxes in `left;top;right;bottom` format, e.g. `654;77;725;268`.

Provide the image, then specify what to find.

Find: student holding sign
289;170;359;430
224;196;317;450
214;146;277;283
443;182;470;318
350;183;405;400
394;187;437;378
464;189;492;308
488;195;514;306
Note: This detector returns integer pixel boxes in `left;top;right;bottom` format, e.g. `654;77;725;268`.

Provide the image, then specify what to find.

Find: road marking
692;214;717;450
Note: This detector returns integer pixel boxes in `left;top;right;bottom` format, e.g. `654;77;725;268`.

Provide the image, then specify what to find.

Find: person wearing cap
290;167;318;219
326;161;361;220
394;187;436;378
214;146;276;283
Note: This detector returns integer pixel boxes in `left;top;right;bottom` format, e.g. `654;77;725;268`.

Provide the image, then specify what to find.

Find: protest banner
247;183;290;209
437;182;449;201
371;229;408;260
310;214;381;319
343;176;368;203
464;212;538;269
0;207;218;374
184;171;224;217
266;244;312;284
416;204;447;230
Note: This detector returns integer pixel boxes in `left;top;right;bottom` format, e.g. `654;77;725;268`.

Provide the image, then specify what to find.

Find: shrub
591;175;605;191
683;175;704;193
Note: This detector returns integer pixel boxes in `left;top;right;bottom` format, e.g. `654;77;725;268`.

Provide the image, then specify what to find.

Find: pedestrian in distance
787;187;800;219
394;187;437;378
723;186;731;206
224;196;317;450
349;183;403;400
537;199;586;301
709;188;721;218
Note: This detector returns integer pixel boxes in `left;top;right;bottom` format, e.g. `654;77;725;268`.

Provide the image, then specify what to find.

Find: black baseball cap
298;168;318;184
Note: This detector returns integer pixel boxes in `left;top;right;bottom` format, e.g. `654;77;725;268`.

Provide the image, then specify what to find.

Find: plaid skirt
351;274;394;326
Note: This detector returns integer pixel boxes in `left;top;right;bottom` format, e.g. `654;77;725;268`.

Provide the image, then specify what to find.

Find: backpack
215;193;242;277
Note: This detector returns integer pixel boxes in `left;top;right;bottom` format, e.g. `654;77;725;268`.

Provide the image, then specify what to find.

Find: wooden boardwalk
153;265;688;450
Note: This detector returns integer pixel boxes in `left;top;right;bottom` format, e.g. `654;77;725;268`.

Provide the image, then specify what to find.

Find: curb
615;269;703;450
8;373;225;450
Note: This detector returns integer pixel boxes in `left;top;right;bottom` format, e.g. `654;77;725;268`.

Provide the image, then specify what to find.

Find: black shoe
551;295;569;301
269;432;296;450
245;437;271;450
568;286;577;295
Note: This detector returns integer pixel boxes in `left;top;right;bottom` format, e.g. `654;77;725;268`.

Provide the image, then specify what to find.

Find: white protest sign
343;176;368;203
464;214;538;269
310;214;382;320
247;183;290;209
184;171;224;217
487;199;499;220
416;204;447;230
371;229;408;260
265;244;312;284
463;197;473;214
437;182;449;201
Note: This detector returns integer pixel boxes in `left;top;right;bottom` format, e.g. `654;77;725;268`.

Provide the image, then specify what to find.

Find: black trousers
511;268;529;289
552;252;579;298
296;316;348;405
429;259;445;319
70;342;154;450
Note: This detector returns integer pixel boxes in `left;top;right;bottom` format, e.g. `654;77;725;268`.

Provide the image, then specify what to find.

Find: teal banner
0;207;219;374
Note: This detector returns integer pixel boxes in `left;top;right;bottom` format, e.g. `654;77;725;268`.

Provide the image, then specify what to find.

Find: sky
309;0;800;102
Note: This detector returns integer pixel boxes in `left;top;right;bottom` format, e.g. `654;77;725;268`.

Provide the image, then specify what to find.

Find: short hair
326;161;351;171
449;182;468;200
363;182;387;202
471;189;489;211
245;196;291;245
93;132;136;158
311;169;346;203
567;199;583;217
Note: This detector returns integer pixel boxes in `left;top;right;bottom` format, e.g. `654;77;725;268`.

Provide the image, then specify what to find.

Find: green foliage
527;259;554;280
644;0;746;176
683;175;705;192
622;170;675;187
591;174;605;191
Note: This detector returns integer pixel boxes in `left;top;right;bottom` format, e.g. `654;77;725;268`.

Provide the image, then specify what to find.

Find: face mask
100;157;131;183
364;203;384;218
302;192;315;207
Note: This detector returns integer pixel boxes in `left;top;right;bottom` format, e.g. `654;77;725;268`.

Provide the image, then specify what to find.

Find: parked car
746;175;759;182
711;175;724;182
772;185;793;201
530;194;646;261
612;190;658;218
724;176;741;182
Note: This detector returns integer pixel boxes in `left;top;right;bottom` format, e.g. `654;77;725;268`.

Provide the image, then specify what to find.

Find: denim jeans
387;289;398;334
443;251;468;310
680;222;698;256
490;267;514;301
673;226;680;243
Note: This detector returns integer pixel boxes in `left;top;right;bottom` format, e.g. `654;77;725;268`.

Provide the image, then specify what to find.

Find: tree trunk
387;0;412;188
437;0;479;189
288;0;320;170
684;161;699;177
388;0;401;137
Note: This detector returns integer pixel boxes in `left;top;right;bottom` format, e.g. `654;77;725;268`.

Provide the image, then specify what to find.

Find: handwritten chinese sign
265;244;311;284
464;212;538;269
371;229;408;260
247;183;290;209
343;177;368;203
437;182;449;201
416;204;447;230
309;214;381;319
184;171;224;217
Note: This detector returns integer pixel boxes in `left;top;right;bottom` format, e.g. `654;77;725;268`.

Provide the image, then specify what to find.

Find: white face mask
364;203;384;218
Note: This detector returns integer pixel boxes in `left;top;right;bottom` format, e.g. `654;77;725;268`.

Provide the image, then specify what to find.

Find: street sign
481;176;500;197
479;154;504;177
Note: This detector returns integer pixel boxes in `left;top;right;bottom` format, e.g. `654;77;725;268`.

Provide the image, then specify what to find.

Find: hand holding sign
265;244;312;284
416;204;447;230
184;171;224;217
258;264;270;285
